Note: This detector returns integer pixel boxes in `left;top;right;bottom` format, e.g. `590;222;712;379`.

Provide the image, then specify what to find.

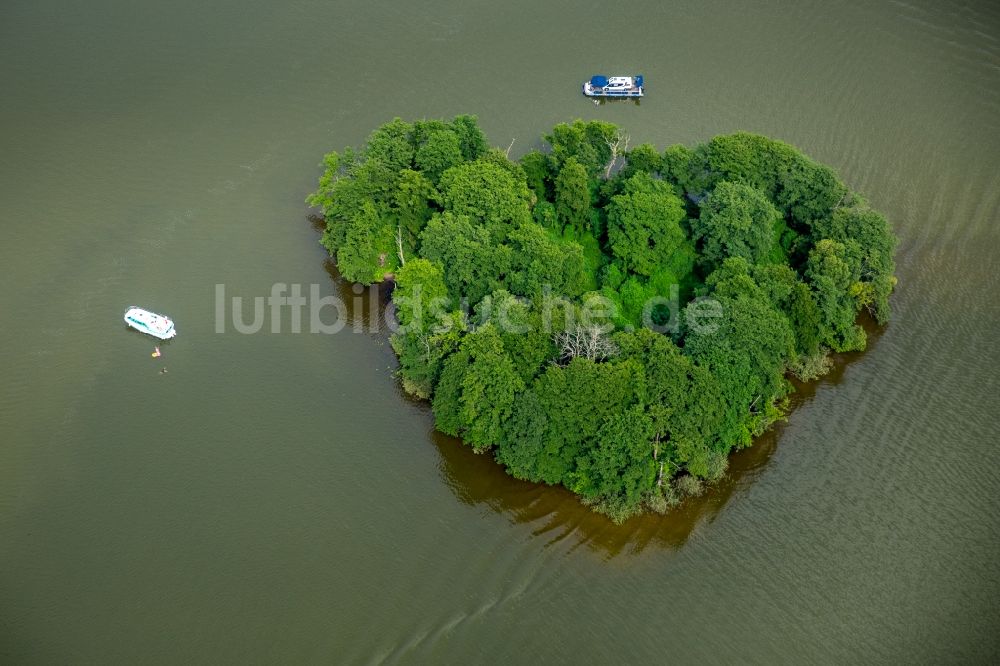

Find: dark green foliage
544;119;617;176
574;406;657;520
621;143;663;179
308;117;899;521
474;291;555;384
415;128;463;184
684;262;797;449
392;169;437;252
419;212;505;305
554;157;590;233
615;328;725;479
496;358;645;486
776;153;848;228
532;200;558;230
418;210;586;306
606;173;689;278
433;326;524;452
661;144;694;191
692;181;781;271
520;150;552;201
450;114;489;161
437;158;532;239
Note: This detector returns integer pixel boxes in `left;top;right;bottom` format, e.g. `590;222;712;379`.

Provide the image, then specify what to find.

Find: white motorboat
124;306;177;340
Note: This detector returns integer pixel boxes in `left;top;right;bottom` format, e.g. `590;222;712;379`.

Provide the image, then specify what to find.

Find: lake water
2;0;999;662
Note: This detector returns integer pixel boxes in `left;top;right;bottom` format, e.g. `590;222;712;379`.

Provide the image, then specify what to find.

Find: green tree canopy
415;128;463;184
692;180;781;270
544;119;618;176
308;117;899;521
438;159;533;239
497;358;645;487
554;157;591;234
392;169;438;253
433;326;524;452
606;173;689;278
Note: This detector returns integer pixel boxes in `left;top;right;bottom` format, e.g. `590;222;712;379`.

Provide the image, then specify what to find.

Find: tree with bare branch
554;324;618;365
604;130;630;179
395;225;406;267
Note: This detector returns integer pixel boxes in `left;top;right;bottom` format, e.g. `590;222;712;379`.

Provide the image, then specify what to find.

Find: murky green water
2;0;999;662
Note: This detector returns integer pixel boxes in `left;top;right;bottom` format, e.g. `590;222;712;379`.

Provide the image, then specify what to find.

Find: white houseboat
124;306;177;340
583;75;644;98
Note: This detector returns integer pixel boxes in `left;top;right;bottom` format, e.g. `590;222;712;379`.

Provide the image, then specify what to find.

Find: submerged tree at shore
308;116;898;522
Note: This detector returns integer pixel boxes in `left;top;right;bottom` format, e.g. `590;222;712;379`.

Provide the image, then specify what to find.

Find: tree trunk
396;225;406;266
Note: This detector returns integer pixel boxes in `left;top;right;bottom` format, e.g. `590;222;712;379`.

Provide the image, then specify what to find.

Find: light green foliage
392;258;450;331
606;173;688;277
806;239;867;351
675;474;704;498
788;350;833;381
390;321;463;400
364;118;416;173
505;224;587;299
693;181;780;270
558;227;603;293
598;264;687;330
811;206;898;324
390;258;460;398
308;118;899;519
332;201;395;284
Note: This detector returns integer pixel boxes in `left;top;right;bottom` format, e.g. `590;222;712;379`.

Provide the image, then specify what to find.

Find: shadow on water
585;96;642;108
307;214;886;558
431;325;884;558
310;215;396;336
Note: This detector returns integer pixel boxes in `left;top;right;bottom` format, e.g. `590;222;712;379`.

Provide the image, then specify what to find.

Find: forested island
307;116;898;521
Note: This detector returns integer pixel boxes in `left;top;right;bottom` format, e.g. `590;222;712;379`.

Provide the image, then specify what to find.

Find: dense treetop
308;116;898;522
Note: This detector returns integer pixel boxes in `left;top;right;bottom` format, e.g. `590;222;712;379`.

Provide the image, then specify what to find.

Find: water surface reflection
310;214;885;558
